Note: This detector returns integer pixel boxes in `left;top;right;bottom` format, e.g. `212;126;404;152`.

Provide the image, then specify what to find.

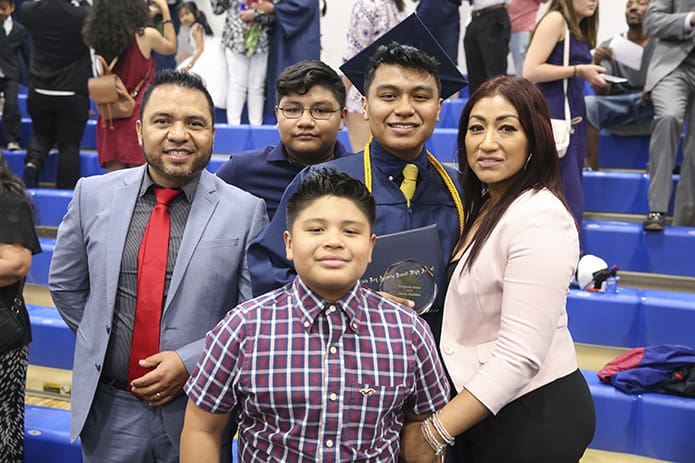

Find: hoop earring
524;153;533;170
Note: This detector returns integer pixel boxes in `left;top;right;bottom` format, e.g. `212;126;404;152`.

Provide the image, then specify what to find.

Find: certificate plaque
361;224;444;315
380;259;437;314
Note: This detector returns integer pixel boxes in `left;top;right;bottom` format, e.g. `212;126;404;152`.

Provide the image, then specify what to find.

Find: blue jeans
585;92;654;136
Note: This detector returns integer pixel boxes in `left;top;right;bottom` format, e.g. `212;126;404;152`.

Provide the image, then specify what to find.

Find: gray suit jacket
644;0;695;91
48;166;268;443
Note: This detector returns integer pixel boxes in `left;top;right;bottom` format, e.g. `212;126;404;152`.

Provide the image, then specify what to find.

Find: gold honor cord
362;136;464;234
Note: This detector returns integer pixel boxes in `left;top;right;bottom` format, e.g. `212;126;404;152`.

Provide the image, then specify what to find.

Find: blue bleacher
568;288;695;348
436;98;466;129
582;370;639;455
3;150;229;187
27;304;74;370
583;220;695;277
29;238;53;286
583;171;677;215
24;406;82;463
638;392;695;462
597;130;684;170
25;403;238;463
3;150;106;183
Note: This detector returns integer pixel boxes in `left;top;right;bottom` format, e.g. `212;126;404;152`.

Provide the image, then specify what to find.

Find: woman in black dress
0;153;41;462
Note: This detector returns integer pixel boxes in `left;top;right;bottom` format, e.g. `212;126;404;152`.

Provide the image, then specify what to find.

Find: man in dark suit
216;60;352;219
0;0;30;150
49;70;268;463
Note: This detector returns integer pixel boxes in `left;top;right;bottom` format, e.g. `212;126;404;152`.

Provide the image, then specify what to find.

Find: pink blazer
441;189;580;414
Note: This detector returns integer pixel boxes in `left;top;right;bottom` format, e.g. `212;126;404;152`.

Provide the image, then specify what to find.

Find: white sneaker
6;141;20;151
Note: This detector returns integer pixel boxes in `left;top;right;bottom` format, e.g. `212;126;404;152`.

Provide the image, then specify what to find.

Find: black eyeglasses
278;106;340;120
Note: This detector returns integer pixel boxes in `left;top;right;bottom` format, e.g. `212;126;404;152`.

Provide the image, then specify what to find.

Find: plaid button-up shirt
185;277;449;462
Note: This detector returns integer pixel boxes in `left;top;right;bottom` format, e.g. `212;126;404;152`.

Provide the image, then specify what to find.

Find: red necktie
128;188;181;394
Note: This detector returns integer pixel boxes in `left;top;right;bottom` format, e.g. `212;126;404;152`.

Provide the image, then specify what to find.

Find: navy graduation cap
340;13;467;99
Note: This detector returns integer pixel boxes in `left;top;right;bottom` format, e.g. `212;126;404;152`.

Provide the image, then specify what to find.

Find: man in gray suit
48;70;268;463
643;0;695;230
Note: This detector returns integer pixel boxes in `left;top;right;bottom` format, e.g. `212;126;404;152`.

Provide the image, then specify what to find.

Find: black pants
0;78;21;144
463;7;511;96
446;369;596;463
25;90;89;189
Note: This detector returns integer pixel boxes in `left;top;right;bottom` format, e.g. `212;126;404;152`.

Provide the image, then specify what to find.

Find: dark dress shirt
247;141;463;340
215;141;352;219
102;173;199;383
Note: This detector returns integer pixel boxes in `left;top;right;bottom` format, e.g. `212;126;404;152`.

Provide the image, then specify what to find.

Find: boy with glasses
216;60;352;219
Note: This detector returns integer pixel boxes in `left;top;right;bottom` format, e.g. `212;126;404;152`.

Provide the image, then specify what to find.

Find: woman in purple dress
523;0;607;227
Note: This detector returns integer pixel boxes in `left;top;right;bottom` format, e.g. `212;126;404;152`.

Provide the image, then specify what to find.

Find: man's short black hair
363;41;442;97
276;60;346;109
286;168;376;232
140;69;215;122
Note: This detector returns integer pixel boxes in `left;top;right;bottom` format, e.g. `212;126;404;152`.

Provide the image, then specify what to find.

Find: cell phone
602;74;628;84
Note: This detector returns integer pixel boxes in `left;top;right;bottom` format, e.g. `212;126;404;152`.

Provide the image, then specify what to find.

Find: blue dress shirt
248;141;463;338
216;141;352;219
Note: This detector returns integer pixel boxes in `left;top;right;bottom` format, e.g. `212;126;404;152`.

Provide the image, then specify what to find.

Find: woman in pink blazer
401;76;595;462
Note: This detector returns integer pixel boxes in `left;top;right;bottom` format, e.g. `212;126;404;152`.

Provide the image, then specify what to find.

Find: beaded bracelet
161;18;174;26
431;411;455;446
421;417;447;456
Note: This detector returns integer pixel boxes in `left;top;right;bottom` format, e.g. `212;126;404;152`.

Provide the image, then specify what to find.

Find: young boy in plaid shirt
181;168;449;462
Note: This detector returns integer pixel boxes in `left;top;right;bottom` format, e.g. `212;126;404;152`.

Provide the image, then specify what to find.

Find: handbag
88;55;150;127
0;280;27;353
550;21;573;159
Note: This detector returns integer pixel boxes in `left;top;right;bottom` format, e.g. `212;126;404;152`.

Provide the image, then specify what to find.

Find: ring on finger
155;392;161;400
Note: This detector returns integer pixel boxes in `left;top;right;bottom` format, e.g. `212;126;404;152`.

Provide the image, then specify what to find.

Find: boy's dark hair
276;60;346;109
140;69;215;122
363;42;442;97
286;168;376;232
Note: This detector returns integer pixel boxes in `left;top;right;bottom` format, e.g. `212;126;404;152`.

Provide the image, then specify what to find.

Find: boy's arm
180;399;232;463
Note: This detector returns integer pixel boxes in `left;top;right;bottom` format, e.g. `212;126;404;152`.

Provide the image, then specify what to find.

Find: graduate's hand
377;291;415;310
130;351;188;407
